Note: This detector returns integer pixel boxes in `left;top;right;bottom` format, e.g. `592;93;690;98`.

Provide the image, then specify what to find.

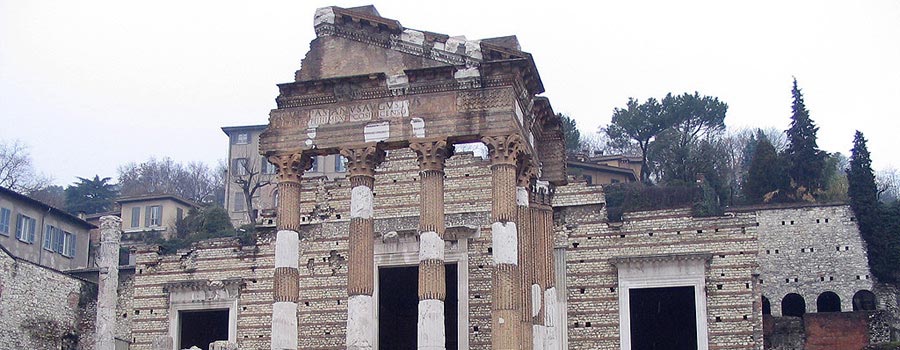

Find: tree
877;167;899;204
65;175;118;214
784;78;826;199
847;131;900;282
605;97;673;183
29;185;66;209
231;151;271;224
743;131;789;204
820;152;849;202
0;140;50;193
118;157;223;204
558;113;582;155
177;205;234;238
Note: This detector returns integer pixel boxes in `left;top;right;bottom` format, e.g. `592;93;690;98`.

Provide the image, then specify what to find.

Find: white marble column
95;215;122;350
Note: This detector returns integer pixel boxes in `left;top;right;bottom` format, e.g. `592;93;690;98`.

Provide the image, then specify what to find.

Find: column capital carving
516;155;539;188
267;152;314;184
410;139;452;172
339;145;386;178
482;134;527;166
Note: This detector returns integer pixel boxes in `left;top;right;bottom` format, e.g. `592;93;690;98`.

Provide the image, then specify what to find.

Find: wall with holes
555;180;763;350
755;203;874;316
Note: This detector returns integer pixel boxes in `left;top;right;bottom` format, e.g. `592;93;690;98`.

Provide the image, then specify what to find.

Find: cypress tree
744;131;789;204
784;78;826;198
847;131;900;283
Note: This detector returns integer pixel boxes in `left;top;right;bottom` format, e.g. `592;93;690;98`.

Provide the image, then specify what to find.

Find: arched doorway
816;291;841;312
852;290;877;311
782;293;806;317
762;296;771;315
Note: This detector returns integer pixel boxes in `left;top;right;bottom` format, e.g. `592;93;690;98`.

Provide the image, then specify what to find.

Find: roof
567;160;638;180
0;242;96;283
0;186;96;229
116;194;199;208
221;124;268;135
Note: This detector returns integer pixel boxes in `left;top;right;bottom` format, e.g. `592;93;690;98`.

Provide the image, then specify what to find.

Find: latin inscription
306;100;409;127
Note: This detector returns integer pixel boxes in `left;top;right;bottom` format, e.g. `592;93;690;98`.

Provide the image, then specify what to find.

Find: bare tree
230;150;272;223
118;157;223;204
878;166;900;203
0;140;50;193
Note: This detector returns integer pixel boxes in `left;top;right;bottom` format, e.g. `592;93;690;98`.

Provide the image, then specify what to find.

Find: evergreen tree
784;78;826;198
847;131;900;283
743;131;789;204
64;175;118;214
558;113;582;155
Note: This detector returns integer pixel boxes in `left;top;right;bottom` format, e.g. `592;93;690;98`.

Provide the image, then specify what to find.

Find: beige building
117;194;198;242
567;154;642;185
222;124;348;226
0;185;94;270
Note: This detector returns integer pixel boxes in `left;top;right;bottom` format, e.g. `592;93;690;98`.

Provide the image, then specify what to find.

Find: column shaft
96;216;122;350
269;153;312;350
342;145;384;350
410;140;451;350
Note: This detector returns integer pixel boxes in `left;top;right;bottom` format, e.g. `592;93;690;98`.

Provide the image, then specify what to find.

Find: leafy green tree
558;113;582;155
605;97;674;183
820;152;849;202
64;175;118;214
178;205;234;238
784;78;826;199
743;131;789;204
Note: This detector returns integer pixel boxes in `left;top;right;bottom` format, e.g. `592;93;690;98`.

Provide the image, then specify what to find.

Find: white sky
1;0;898;186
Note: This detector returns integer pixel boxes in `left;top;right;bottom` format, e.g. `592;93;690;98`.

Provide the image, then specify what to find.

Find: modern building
117;194;199;242
0;185;94;270
567;153;642;185
222;124;348;226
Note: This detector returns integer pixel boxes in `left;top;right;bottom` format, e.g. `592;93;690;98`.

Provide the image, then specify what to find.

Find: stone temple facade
87;5;894;350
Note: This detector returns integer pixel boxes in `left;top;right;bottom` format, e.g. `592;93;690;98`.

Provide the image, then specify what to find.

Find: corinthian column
268;152;313;350
531;184;558;350
516;159;538;350
340;145;385;350
409;139;452;350
482;134;526;350
95;215;122;350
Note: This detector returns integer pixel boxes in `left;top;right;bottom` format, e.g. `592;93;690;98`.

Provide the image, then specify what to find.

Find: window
234;193;245;212
15;214;36;243
234;133;249;145
262;158;276;174
147;205;162;226
53;227;64;254
233;158;249;176
63;231;76;258
0;207;10;235
131;206;141;228
43;224;56;250
335;156;347;172
310;157;319;172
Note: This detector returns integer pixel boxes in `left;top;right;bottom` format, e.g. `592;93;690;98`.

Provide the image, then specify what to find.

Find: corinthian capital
516;155;539;188
267;152;314;184
409;139;452;172
482;134;526;166
340;145;386;178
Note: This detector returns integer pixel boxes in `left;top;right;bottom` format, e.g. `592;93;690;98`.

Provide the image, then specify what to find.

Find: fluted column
517;160;538;350
483;134;526;350
410;140;452;350
268;152;313;350
340;145;385;350
530;184;558;350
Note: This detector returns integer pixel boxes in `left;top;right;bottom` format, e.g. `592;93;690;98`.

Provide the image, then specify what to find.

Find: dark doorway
762;296;772;315
629;286;697;350
816;291;841;313
852;290;877;311
179;309;229;350
782;293;806;317
379;264;458;350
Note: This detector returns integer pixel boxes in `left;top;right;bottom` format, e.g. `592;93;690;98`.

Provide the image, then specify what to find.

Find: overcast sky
1;0;898;186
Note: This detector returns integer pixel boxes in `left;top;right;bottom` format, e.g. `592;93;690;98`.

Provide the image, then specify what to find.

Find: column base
272;301;298;350
347;295;375;350
418;299;446;350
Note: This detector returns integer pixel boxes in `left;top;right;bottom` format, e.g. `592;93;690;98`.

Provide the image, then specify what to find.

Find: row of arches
762;290;877;316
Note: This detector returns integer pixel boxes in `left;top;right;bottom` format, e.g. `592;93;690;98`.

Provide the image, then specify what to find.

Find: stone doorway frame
373;230;470;350
164;279;241;350
612;254;711;350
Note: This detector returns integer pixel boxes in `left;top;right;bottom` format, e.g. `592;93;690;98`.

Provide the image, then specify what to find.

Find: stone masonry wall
556;181;762;350
755;204;874;315
0;248;91;350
